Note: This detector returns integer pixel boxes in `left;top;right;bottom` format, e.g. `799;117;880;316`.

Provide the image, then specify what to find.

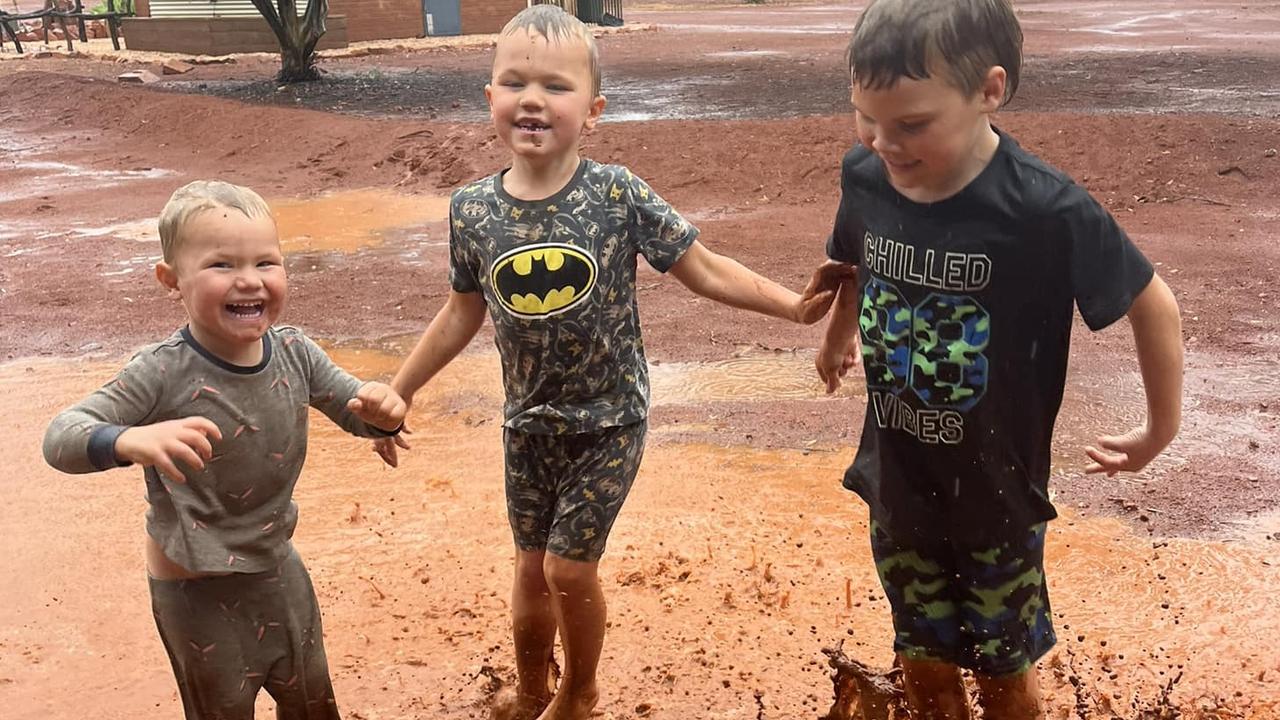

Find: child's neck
505;152;582;201
188;325;265;367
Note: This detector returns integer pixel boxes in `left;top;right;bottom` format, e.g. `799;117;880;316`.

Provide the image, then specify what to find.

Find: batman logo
490;243;597;319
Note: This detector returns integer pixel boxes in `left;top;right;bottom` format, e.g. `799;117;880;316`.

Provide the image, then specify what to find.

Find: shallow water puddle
8;353;1277;719
272;189;450;254
324;340;858;407
650;350;863;404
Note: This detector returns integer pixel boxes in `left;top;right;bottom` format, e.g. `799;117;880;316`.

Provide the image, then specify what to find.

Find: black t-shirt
827;130;1154;544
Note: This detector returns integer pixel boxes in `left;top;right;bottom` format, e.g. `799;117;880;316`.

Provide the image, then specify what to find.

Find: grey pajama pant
148;547;341;720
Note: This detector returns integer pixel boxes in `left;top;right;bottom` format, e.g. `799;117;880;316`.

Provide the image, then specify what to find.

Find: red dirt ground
2;2;1278;719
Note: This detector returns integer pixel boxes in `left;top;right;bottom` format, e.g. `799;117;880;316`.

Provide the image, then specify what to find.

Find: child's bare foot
491;688;552;720
534;685;599;720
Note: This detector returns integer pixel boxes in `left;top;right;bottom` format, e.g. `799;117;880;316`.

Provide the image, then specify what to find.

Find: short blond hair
501;4;601;97
158;180;274;262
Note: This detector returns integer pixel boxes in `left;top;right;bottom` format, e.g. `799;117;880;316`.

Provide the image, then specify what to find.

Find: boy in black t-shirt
816;1;1184;717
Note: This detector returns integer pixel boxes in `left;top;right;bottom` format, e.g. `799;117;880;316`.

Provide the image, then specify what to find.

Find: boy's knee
515;550;550;587
541;553;598;593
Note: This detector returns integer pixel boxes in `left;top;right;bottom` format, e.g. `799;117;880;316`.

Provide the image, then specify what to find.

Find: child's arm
42;354;221;483
667;242;853;325
389;290;488;400
1085;274;1183;476
816;277;862;393
373;290;488;467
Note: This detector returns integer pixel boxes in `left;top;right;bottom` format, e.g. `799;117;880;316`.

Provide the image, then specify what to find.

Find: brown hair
848;0;1022;105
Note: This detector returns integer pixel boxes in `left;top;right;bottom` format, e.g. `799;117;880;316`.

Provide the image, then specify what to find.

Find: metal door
423;0;460;36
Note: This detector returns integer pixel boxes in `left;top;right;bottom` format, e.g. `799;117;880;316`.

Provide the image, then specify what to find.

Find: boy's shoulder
452;172;499;202
127;327;191;365
268;325;322;359
840;143;880;178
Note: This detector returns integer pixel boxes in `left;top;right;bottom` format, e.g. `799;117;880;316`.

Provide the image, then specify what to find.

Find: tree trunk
248;0;328;83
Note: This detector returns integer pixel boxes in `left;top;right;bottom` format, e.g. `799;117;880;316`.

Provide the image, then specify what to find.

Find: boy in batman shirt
374;6;849;720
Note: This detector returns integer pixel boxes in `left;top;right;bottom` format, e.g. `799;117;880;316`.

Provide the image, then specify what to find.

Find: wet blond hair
158;180;274;263
501;4;601;97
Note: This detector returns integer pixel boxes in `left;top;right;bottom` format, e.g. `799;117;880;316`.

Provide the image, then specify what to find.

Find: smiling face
156;207;286;365
851;67;1005;203
485;27;605;165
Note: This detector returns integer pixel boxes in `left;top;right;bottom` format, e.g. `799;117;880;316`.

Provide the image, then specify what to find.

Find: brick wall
460;0;524;35
121;15;348;53
329;0;419;42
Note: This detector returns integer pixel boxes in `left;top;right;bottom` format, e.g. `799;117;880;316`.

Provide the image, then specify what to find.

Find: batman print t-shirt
448;159;699;434
827;130;1154;543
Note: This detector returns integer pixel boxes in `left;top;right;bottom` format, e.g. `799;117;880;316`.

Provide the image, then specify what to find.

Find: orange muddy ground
2;2;1278;719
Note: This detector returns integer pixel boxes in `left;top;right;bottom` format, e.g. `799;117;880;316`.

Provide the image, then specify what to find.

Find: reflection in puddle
650;351;860;404
0;161;172;205
272;190;450;254
71;218;158;244
325;341;856;408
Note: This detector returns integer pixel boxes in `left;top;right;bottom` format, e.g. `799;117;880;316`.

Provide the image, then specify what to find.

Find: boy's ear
583;94;607;131
155;262;182;299
484;83;495;118
980;66;1008;112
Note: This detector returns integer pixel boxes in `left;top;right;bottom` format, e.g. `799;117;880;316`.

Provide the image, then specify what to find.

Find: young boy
371;5;849;719
42;180;407;720
815;1;1184;718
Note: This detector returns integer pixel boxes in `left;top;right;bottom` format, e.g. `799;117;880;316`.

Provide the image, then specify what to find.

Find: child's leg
511;549;558;711
899;658;971;720
973;668;1041;720
259;549;341;720
148;549;339;720
504;429;562;719
537;421;646;720
541;554;606;715
151;574;260;720
957;523;1053;720
868;519;970;718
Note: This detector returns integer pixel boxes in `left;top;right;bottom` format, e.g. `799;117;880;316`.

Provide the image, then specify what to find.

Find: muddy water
272;189;450;254
3;350;1277;719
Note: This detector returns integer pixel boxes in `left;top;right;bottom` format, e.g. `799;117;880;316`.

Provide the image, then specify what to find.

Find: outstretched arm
667;242;853;324
373;290;488;467
389;290;488;401
1085;274;1183;475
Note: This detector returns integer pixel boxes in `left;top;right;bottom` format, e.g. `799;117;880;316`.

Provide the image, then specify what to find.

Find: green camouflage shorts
870;520;1056;677
503;422;646;562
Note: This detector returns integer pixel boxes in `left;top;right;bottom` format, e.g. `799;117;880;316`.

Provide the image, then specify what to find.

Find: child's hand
816;336;861;393
347;382;408;433
115;417;223;483
793;262;857;324
372;429;413;468
1084;425;1172;476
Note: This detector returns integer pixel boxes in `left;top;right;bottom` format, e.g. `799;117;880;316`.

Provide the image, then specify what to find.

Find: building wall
133;0;417;42
330;0;420;42
460;0;525;35
121;15;348;53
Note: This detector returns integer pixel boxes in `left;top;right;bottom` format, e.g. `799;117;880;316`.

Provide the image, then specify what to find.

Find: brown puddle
271;189;451;254
5;351;1278;720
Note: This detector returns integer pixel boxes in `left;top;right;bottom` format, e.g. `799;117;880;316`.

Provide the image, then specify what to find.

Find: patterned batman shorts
869;519;1057;677
504;421;647;562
